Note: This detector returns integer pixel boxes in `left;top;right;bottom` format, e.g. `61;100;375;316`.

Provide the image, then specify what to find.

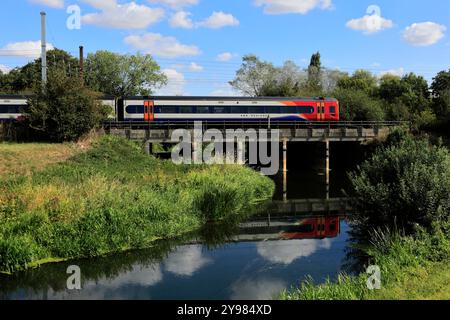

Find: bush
349;131;450;232
25;69;109;142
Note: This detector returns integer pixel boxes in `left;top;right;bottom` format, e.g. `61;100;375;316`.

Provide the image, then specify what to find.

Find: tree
85;51;167;97
333;88;385;121
337;70;378;94
0;49;79;94
306;52;322;92
26;69;109;142
229;55;278;97
431;69;450;96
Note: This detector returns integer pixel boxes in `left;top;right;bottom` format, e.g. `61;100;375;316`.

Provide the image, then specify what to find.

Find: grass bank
0;136;275;273
280;225;449;300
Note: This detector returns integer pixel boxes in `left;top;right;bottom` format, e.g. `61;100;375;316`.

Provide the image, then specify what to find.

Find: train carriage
121;96;340;122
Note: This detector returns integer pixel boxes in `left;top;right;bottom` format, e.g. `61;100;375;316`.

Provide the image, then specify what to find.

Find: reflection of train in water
235;216;341;242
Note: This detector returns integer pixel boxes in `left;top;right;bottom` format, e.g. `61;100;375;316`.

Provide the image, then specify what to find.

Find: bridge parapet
104;121;407;143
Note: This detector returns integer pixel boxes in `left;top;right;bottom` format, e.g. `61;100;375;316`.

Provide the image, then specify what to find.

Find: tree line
229;52;450;129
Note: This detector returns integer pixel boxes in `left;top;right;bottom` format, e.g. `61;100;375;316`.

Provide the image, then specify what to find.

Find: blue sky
0;0;449;95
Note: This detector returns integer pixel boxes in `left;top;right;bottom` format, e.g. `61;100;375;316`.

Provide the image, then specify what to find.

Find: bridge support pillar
282;139;288;201
145;141;153;155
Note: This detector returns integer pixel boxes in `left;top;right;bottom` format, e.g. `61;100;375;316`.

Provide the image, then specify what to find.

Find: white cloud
157;68;186;95
189;62;203;72
257;239;332;265
0;64;11;74
0;41;55;58
346;14;393;34
124;33;201;58
29;0;64;8
209;83;239;96
254;0;332;15
81;1;165;29
379;67;405;77
82;0;117;10
170;11;194;29
230;278;286;300
197;11;239;29
216;52;234;62
164;245;211;276
403;22;447;46
149;0;198;9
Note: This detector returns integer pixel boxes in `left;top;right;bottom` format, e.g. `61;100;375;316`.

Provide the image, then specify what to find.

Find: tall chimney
41;12;47;90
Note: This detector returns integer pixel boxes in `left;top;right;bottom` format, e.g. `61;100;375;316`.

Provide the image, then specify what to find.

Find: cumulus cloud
124;33;201;58
196;11;239;29
149;0;198;9
257;239;332;265
403;22;447;46
346;14;393;34
164;245;212;276
81;1;165;29
230;278;286;300
379;67;405;77
216;52;234;62
189;62;203;72
0;41;54;58
170;11;194;29
29;0;64;8
254;0;332;15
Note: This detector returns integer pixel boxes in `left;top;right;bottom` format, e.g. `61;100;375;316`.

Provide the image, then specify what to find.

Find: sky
0;0;449;96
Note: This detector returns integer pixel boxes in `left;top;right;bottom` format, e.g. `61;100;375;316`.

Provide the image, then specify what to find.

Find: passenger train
0;95;340;122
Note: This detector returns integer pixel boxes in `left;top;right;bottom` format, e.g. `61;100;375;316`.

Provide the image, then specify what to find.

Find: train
0;95;340;123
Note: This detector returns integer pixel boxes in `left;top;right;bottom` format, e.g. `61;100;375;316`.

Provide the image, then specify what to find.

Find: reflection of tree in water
0;216;247;298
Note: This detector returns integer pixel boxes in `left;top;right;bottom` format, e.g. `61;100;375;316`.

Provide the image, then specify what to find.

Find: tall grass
0;136;275;273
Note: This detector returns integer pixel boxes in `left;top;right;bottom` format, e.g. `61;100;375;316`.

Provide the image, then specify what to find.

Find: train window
196;106;210;113
280;106;295;114
212;106;228;113
229;106;247;113
330;106;336;114
249;106;265;113
0;105;24;114
161;106;178;113
179;106;194;113
297;106;315;114
265;106;280;114
125;105;144;114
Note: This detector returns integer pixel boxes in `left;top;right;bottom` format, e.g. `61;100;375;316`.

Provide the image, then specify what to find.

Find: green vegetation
0;136;275;273
280;225;449;300
281;131;450;300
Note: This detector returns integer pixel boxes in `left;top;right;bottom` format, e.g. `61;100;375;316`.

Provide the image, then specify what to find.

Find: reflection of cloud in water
230;278;286;300
257;239;332;265
164;245;212;277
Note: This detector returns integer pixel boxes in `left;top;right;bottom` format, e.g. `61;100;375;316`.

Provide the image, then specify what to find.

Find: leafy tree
333;88;385;121
337;70;378;94
26;69;109;142
0;49;78;93
431;69;450;96
85;51;167;97
229;54;278;97
306;52;322;92
350;131;450;233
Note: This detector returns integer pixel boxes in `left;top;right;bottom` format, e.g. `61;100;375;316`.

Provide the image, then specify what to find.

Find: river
0;142;365;300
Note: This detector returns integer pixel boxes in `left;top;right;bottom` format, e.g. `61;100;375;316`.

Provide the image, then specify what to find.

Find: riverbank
0;136;275;273
280;226;450;300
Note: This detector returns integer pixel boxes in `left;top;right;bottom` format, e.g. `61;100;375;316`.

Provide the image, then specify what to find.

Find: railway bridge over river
104;120;407;200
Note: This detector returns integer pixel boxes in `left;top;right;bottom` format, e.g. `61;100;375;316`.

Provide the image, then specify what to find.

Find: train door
117;98;124;121
144;100;154;122
316;101;325;121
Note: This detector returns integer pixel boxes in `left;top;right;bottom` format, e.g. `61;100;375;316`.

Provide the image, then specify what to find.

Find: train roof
124;96;338;102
